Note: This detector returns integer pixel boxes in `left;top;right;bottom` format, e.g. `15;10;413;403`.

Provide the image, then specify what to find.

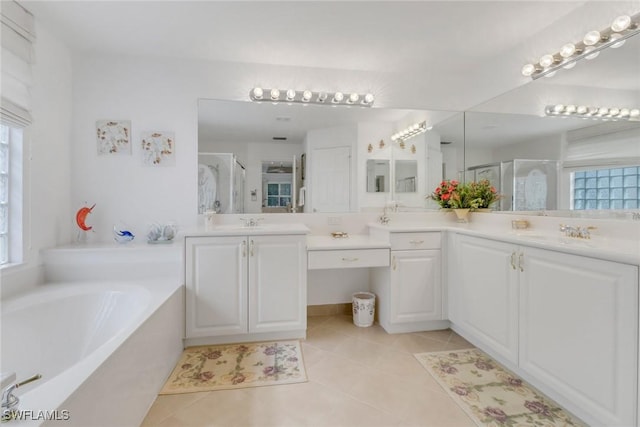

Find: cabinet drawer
391;232;441;251
308;249;390;270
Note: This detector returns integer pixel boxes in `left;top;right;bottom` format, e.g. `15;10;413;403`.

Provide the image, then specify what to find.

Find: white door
248;235;307;333
519;247;638;426
310;146;351;212
390;249;442;324
185;236;248;338
457;235;519;364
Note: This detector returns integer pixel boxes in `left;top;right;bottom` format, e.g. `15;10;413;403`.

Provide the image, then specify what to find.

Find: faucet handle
559;224;567;232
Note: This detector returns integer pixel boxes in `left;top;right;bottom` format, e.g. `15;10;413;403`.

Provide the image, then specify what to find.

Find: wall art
141;131;175;166
96;120;131;155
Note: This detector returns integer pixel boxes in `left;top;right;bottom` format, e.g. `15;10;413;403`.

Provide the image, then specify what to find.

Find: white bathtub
1;245;184;426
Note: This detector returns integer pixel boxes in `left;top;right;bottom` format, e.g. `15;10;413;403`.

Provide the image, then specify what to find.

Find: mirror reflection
465;33;640;213
198;99;464;214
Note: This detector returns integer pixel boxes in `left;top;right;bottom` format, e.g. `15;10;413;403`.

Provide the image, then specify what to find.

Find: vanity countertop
185;223;310;237
307;234;390;251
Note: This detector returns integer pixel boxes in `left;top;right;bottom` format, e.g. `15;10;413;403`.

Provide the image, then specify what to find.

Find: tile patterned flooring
141;315;477;427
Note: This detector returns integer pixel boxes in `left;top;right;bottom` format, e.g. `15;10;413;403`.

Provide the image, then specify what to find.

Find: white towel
298;187;306;207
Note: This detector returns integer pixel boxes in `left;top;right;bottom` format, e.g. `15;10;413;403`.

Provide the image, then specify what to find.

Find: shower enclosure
198;153;245;214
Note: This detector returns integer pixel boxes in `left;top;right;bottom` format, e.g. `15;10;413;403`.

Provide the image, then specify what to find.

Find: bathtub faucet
1;374;42;422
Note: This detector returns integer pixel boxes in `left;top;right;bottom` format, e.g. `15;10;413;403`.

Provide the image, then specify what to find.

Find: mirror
465;33;640;214
366;160;390;193
198;99;464;213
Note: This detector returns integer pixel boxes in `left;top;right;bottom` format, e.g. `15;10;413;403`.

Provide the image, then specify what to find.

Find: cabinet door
390;249;441;324
248;235;307;333
457;235;519;364
519;247;638;426
185;236;247;338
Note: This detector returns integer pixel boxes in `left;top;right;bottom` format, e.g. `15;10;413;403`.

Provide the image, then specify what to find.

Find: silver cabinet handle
409;240;424;244
342;257;359;262
241;240;246;257
510;252;516;270
250;240;255;257
518;252;524;272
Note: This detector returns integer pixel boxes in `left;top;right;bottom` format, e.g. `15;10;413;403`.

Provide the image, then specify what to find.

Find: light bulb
270;88;280;100
412;123;419;131
286;89;296;101
609;33;626;48
583;30;601;46
620;108;630;117
559;43;576;58
363;93;375;105
539;54;555;68
576;105;587;114
611;15;631;32
317;92;327;102
598;107;609;116
553;104;564;113
630;109;640;118
609;107;620;116
588;107;599;115
565;105;577;114
302;90;312;102
521;63;537;76
333;92;344;103
348;93;359;103
252;87;263;100
584;46;600;60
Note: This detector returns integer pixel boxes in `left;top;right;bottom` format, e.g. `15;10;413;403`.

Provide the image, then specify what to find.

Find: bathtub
1;245;184;426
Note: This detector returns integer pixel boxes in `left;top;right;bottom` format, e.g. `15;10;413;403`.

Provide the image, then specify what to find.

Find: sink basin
208;223;310;234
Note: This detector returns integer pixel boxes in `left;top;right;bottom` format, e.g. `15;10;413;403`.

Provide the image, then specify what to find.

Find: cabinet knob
250;240;255;257
510;252;516;270
341;257;359;262
241;240;246;257
518;252;524;272
409;240;424;245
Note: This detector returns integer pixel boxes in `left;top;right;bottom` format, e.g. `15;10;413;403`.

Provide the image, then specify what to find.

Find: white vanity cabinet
452;233;638;427
185;234;307;344
371;230;446;333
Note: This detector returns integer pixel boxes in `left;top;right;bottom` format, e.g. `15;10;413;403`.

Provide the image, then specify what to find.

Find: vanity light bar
544;104;640;121
249;88;375;107
391;121;431;143
522;12;640;80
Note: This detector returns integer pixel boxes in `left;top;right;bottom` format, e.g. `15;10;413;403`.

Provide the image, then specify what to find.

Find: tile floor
141;315;477;427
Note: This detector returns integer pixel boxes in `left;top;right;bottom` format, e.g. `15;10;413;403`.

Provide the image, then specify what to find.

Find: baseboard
307;303;352;317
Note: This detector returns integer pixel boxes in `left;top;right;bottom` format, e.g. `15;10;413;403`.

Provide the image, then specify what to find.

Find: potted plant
469;179;501;210
429;180;483;222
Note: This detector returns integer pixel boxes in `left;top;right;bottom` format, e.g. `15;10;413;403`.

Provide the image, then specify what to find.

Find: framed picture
96;120;131;155
141;131;176;166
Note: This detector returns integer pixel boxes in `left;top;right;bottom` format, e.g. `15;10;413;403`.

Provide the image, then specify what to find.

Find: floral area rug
160;340;307;394
414;348;585;426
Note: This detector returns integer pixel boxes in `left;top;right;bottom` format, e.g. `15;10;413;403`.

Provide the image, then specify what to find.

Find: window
572;167;640;210
266;182;292;207
0;125;10;264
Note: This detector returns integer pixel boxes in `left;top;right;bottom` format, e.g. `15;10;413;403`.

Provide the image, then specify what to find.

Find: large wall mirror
465;33;640;215
198;99;464;214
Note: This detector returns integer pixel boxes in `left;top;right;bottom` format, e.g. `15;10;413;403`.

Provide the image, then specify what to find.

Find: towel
298;187;306;207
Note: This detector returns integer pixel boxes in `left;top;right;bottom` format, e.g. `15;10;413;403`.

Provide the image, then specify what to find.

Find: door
519;247;637;426
186;236;247;337
390;249;442;324
310;145;351;212
457;235;519;364
248;235;307;333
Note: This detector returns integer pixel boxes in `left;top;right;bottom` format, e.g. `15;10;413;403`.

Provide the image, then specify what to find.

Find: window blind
1;0;35;128
564;124;640;170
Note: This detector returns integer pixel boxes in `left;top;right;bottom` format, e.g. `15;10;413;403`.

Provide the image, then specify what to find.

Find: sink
208;223;309;233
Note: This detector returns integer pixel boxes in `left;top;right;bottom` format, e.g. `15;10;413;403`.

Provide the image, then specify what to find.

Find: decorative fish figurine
113;227;135;243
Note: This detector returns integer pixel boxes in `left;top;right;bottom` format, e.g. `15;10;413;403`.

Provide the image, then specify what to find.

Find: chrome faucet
239;217;264;227
1;374;42;422
559;224;597;239
632;212;640;221
379;206;391;225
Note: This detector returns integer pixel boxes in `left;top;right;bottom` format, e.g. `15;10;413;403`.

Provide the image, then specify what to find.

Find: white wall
1;22;73;296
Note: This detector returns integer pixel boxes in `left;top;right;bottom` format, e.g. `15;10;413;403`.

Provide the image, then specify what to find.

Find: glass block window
266;182;292;207
572;166;640;210
0;125;9;264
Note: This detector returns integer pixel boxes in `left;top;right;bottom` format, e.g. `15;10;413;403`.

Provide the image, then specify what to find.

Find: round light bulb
539;54;555;68
302;90;312;102
317;92;327;102
576;105;587;114
619;108;630;117
584;46;600;60
588;107;599;115
521;63;536;76
559;43;576;58
270;88;280;100
630;109;640;118
553;104;564;113
583;30;601;46
609;107;620;116
611;15;631;32
286;89;296;101
252;87;263;99
348;93;359;103
565;105;577;114
333;92;344;102
363;93;375;104
609;33;626;48
598;107;609;116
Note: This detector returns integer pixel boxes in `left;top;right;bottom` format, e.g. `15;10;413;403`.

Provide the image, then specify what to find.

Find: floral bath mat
414;348;585;426
160;340;307;394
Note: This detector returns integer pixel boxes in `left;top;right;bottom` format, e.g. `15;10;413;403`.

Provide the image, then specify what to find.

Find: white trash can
352;292;376;327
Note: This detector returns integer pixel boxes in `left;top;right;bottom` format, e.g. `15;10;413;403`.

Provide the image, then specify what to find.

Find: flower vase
453;208;471;223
